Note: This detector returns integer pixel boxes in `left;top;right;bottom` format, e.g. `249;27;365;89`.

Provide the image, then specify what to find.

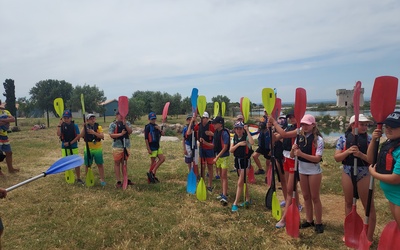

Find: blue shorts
343;165;369;182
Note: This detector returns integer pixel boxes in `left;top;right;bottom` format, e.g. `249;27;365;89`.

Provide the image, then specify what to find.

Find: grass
0;116;392;249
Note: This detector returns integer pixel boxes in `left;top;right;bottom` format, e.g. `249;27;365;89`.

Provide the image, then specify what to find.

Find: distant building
336;88;364;107
100;99;118;116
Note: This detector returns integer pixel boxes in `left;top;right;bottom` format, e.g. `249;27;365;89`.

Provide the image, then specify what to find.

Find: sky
1;0;400;104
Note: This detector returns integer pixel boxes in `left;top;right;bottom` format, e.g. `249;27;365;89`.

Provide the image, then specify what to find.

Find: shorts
84;148;104;166
284;157;295;174
61;147;79;157
149;148;163;158
112;148;130;161
256;147;270;160
199;148;214;165
234;157;250;170
0;136;11;153
184;144;199;164
216;156;229;169
343;165;370;182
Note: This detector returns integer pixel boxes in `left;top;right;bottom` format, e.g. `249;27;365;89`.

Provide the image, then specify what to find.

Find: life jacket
60;122;77;142
84;123;102;142
258;130;270;150
145;123;160;143
376;139;400;174
198;122;213;143
113;121;130;141
213;128;231;154
342;132;369;166
282;124;297;151
233;133;252;159
297;134;319;163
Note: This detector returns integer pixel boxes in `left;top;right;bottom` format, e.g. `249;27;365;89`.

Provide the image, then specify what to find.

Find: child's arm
369;164;400;184
367;129;382;164
245;125;254;145
269;116;296;138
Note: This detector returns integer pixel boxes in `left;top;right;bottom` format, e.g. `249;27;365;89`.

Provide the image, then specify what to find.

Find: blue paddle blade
191;88;198;112
187;168;197;194
46;155;83;175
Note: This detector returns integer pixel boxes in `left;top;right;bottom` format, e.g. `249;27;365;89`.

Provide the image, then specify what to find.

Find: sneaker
255;169;265;175
147;172;155;184
315;224;324;234
239;201;250;208
215;175;220;180
220;195;228;206
115;181;122;188
151;173;159;183
280;201;286;207
300;220;315;229
275;220;286;229
76;179;85;185
231;204;238;212
216;194;223;200
207;186;213;194
298;205;303;212
100;181;106;187
127;179;134;185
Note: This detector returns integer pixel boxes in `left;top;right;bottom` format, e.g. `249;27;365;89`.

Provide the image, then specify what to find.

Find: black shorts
256;147;271;160
234;157;250;170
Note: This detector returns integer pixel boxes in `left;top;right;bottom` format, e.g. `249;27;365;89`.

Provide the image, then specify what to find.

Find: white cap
86;114;96;120
349;114;371;124
202;112;209;118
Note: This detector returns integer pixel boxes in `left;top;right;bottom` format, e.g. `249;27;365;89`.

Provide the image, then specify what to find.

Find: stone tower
336;88;364;107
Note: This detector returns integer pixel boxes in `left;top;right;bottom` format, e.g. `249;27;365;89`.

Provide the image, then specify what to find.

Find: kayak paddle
221;102;226;117
53;98;75;184
214;102;219;118
118;96;129;190
377;221;400;250
344;81;363;248
81;94;95;187
196;95;207;201
286;87;306;238
187;88;198;194
240;97;251;203
6;155;83;192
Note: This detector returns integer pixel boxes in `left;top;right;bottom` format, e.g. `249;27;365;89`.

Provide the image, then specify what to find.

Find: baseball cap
62;110;72;118
300;114;316;125
349;114;371;124
212;116;224;125
286;111;295;118
86;114;95;120
234;121;244;128
236;114;244;120
384;111;400;128
202;112;209;118
186;114;193;120
148;112;157;120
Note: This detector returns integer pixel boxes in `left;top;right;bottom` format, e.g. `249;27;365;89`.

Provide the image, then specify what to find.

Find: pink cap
300;114;316;125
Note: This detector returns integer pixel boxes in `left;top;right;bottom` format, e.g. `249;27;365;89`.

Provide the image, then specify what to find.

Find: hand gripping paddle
118;96;129;190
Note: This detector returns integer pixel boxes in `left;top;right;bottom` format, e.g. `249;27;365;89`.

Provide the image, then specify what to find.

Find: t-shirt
380;147;400;206
109;121;132;148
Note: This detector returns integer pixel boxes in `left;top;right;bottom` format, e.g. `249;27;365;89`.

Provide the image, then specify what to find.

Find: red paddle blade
162;102;170;123
273;98;282;119
286;198;300;238
294;88;307;127
353;81;361;126
371;76;398;126
344;205;363;248
378;221;400;250
118;96;129;118
358;224;372;250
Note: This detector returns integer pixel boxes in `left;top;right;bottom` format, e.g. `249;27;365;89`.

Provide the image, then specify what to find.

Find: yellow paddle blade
243;183;247;203
242;97;250;123
262;88;276;115
221;102;226;117
86;167;95;187
197;95;207;116
196;178;207;201
272;191;282;221
65;169;75;184
80;94;86;114
54;98;64;117
214;102;220;117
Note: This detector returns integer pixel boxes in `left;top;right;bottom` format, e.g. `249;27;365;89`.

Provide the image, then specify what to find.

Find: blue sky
1;0;399;104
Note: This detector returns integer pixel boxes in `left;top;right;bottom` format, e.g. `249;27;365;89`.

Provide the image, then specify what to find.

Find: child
0;187;7;249
230;121;254;212
334;114;376;241
109;111;133;188
252;118;271;175
290;114;324;233
57;110;83;184
182;114;198;176
0;104;19;175
368;111;400;230
145;112;166;183
212;116;230;206
80;114;106;186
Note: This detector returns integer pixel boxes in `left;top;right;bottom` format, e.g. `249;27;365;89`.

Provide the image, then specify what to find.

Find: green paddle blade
53;98;64;117
214;102;219;117
272;191;282;221
65;169;75;184
242;97;250;123
196;177;207;201
86;167;94;187
221;102;226;117
80;94;86;114
197;95;207;115
262;88;276;115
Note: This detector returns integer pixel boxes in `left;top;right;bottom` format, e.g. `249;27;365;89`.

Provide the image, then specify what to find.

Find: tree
16;97;35;117
211;95;231;117
70;84;107;114
3;79;17;125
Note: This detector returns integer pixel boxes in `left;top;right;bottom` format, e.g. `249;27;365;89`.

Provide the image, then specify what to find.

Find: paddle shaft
6;173;45;192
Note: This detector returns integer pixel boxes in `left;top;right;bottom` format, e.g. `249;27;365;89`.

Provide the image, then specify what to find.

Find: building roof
100;99;118;105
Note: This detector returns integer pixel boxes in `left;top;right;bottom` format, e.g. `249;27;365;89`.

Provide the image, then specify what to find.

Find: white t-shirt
295;133;324;175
